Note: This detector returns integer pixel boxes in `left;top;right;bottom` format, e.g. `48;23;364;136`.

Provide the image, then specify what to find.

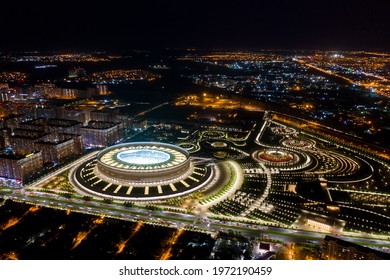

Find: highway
134;101;170;117
4;189;390;249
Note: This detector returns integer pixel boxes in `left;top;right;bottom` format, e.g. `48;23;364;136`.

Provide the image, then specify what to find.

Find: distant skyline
1;0;389;51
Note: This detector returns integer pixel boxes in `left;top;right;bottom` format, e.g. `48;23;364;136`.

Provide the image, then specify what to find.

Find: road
134;101;170;117
4;189;390;249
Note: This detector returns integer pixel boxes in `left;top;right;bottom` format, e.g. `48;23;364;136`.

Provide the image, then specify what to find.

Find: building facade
80;121;123;147
34;138;76;164
0;151;43;181
321;235;390;260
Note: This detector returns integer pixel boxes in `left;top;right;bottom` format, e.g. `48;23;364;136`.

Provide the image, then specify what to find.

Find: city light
0;49;389;262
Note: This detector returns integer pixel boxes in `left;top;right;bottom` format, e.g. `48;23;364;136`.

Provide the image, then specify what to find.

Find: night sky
1;0;389;51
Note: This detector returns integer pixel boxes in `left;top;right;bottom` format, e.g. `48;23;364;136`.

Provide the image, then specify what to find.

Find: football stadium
71;142;213;201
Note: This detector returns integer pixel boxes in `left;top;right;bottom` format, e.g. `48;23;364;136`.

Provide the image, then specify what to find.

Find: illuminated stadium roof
98;143;188;171
117;149;171;165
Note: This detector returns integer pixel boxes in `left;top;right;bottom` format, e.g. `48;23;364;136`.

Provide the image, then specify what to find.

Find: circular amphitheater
252;148;303;167
72;142;213;201
258;149;294;162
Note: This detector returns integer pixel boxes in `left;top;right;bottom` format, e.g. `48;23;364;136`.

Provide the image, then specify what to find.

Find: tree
124;202;133;207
